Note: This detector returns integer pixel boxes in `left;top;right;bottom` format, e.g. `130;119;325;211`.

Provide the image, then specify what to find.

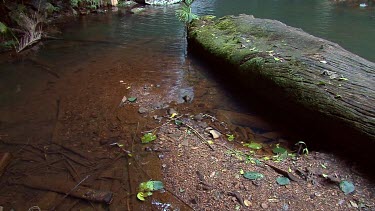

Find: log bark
188;15;375;142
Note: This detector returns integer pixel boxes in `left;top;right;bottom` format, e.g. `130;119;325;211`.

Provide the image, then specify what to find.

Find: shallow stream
0;0;374;210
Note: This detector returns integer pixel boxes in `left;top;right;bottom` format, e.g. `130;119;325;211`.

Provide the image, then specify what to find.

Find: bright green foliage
137;180;164;201
272;144;287;154
226;134;234;141
243;142;262;150
141;133;157;143
176;0;198;24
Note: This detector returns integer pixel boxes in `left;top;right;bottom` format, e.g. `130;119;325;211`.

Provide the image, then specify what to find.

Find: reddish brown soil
0;45;374;211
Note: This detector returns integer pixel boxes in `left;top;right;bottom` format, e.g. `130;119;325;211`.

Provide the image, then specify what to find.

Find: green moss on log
188;15;375;141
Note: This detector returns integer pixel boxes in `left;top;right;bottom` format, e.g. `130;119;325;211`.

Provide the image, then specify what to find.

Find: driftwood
188;15;375;144
15;175;113;204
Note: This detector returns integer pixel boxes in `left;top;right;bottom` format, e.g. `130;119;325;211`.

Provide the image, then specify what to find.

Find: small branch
50;175;90;210
183;123;214;151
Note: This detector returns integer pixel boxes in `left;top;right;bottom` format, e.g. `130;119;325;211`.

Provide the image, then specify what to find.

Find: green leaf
243;171;264;180
272;146;287;154
139;181;153;192
141;133;157;144
276;176;290;185
139;180;164;192
174;119;183;125
338;77;348;81
339;180;355;195
137;192;145;201
226;134;234;141
244;142;262;150
0;22;8;34
128;97;137;102
151;181;164;191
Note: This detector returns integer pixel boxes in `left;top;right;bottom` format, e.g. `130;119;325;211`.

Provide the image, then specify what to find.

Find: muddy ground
0;34;375;211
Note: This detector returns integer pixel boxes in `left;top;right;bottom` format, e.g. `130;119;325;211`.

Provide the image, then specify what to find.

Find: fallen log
188;15;375;144
15;176;113;204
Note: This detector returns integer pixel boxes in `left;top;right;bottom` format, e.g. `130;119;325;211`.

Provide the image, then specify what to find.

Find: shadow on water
187;42;375;180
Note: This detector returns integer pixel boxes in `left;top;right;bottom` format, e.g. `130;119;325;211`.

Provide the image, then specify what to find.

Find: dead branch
183;123;214;151
13;175;113;206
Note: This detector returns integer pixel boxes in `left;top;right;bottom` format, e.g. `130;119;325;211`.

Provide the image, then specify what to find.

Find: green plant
176;0;198;24
70;0;80;7
0;22;19;49
295;141;309;155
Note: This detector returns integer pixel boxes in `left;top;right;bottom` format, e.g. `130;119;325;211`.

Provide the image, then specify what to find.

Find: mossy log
188;15;375;141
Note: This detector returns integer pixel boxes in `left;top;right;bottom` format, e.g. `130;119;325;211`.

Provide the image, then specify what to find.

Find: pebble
209;130;221;139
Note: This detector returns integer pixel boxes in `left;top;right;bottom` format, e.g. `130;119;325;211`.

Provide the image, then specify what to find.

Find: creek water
0;0;374;210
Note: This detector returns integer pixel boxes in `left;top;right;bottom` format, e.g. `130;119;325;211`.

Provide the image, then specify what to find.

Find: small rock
138;107;148;114
118;96;127;107
261;202;268;209
209;130;221;139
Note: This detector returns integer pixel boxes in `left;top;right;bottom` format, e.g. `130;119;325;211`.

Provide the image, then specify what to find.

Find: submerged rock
130;7;145;14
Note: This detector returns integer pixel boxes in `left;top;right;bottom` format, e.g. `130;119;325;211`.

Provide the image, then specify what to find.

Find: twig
50;175;90;210
15;138;31;154
228;191;246;207
27;59;60;78
183;123;214;151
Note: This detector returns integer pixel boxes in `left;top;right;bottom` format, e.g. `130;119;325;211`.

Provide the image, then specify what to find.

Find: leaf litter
137;109;375;210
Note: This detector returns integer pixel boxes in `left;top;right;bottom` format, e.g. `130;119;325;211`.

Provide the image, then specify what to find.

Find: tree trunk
188;15;375;142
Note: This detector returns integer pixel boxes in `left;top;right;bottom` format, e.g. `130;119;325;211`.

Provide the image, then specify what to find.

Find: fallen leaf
276;176;290;186
244;142;262;150
128;97;137;102
339;180;355;195
137;192;145;201
141;133;157;144
244;199;251;207
272;146;287;154
243;171;264;180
